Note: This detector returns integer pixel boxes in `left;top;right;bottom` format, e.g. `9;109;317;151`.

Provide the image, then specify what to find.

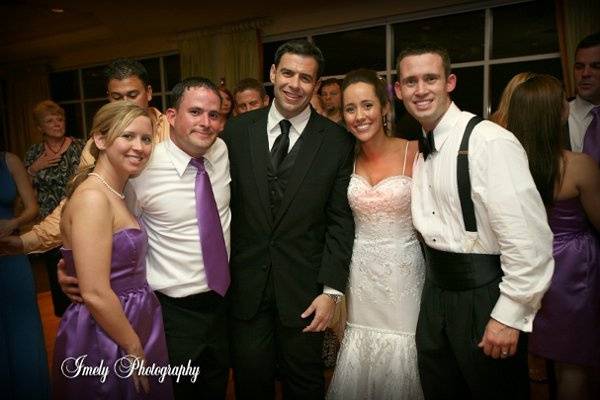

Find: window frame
261;0;560;118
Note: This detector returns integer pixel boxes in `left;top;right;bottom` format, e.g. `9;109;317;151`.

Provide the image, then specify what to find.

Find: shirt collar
164;136;217;177
267;102;312;134
424;101;461;151
571;95;597;120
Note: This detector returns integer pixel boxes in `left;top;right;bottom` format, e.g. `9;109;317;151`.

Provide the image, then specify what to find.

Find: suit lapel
248;110;273;226
273;111;325;228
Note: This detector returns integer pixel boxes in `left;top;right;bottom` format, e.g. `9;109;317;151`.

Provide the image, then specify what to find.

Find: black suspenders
457;116;483;233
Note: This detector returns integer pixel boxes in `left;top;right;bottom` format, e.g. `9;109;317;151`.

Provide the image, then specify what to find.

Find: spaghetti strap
401;140;409;176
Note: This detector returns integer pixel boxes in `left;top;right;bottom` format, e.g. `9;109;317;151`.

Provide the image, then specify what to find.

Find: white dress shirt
411;102;554;332
266;102;341;297
267;102;311;151
127;136;231;297
568;95;597;152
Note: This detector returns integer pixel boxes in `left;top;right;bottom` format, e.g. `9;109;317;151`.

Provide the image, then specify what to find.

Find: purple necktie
190;157;230;296
582;106;600;164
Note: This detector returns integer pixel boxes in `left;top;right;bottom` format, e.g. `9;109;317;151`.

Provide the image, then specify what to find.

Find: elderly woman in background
25;100;84;317
0;149;48;399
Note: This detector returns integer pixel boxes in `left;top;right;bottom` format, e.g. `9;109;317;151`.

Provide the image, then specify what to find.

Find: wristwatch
325;293;343;304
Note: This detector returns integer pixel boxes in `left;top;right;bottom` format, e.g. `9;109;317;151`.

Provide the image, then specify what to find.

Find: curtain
177;18;268;91
555;0;600;98
4;65;50;158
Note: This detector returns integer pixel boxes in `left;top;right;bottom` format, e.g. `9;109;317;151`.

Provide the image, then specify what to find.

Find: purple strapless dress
52;226;174;399
529;197;600;367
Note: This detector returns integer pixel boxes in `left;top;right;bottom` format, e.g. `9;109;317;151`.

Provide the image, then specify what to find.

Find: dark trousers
44;248;70;317
156;291;229;400
229;273;325;400
416;277;529;400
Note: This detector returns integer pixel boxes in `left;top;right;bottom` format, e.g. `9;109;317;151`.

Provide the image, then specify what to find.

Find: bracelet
325;293;343;304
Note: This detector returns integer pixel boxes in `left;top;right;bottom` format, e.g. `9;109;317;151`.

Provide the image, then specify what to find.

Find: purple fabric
529;197;600;367
582;106;600;164
190;157;230;296
52;227;173;399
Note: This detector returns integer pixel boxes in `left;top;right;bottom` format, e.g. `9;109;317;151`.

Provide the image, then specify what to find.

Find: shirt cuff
490;294;535;332
323;286;343;296
20;230;44;254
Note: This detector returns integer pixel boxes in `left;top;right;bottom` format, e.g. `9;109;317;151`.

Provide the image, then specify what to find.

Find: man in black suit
221;40;355;399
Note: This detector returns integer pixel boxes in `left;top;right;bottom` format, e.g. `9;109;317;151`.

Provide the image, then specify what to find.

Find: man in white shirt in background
568;32;600;162
394;44;554;399
126;76;231;399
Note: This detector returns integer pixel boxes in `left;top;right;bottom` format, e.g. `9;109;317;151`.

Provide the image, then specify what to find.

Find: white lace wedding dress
328;155;425;400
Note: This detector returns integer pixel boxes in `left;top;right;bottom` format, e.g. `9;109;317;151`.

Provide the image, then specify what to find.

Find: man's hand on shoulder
478;318;520;359
301;293;337;333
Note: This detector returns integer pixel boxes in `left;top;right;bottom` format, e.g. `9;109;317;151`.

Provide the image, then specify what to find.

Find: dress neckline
352;173;412;189
61;226;143;252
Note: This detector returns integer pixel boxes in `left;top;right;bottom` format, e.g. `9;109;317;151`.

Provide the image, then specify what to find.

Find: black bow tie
419;131;436;160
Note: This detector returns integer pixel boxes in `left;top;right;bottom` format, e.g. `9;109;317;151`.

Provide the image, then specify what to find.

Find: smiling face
574;45;600;105
343;82;389;143
101;115;153;176
166;86;222;158
107;76;153;108
395;53;456;131
270;53;319;119
38;113;66;139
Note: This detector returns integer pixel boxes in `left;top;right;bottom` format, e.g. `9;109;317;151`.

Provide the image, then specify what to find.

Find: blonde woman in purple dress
53;101;173;399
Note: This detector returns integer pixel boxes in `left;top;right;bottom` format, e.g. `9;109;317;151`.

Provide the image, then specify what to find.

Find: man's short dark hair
170;77;221;109
104;58;150;87
396;43;452;78
575;31;600;54
274;40;325;79
233;78;267;98
318;78;341;95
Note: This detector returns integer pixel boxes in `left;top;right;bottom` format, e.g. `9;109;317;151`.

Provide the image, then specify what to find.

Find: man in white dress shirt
568;32;600;159
394;44;554;399
127;77;231;399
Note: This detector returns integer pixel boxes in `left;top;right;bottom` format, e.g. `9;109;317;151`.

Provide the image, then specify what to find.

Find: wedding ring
501;351;508;357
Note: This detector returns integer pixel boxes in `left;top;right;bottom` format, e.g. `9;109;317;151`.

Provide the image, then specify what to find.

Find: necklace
88;172;125;200
45;136;67;154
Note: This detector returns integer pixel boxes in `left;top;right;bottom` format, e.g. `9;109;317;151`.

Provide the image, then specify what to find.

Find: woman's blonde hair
33;100;65;126
490;72;537;128
67;101;154;197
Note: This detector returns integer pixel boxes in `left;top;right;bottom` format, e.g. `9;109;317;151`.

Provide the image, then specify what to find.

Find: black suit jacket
222;107;355;327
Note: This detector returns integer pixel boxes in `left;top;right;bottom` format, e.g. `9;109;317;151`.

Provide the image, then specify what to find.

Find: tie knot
591;106;600;118
190;157;206;173
279;119;292;135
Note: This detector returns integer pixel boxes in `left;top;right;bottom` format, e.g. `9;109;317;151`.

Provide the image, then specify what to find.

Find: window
314;26;386;75
262;0;560;125
49;54;180;138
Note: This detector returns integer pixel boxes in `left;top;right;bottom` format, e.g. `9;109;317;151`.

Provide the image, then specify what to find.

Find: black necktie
271;119;291;171
420;131;436;160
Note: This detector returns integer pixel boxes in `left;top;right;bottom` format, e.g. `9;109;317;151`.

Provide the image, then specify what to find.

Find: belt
423;244;502;291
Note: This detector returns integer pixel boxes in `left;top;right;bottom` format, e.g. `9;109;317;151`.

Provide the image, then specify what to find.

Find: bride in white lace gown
328;69;425;400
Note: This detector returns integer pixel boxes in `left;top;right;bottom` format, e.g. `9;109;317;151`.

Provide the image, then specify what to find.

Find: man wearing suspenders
394;44;555;399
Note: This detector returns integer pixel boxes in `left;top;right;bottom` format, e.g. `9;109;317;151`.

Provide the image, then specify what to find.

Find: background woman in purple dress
507;74;600;400
53;101;173;399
